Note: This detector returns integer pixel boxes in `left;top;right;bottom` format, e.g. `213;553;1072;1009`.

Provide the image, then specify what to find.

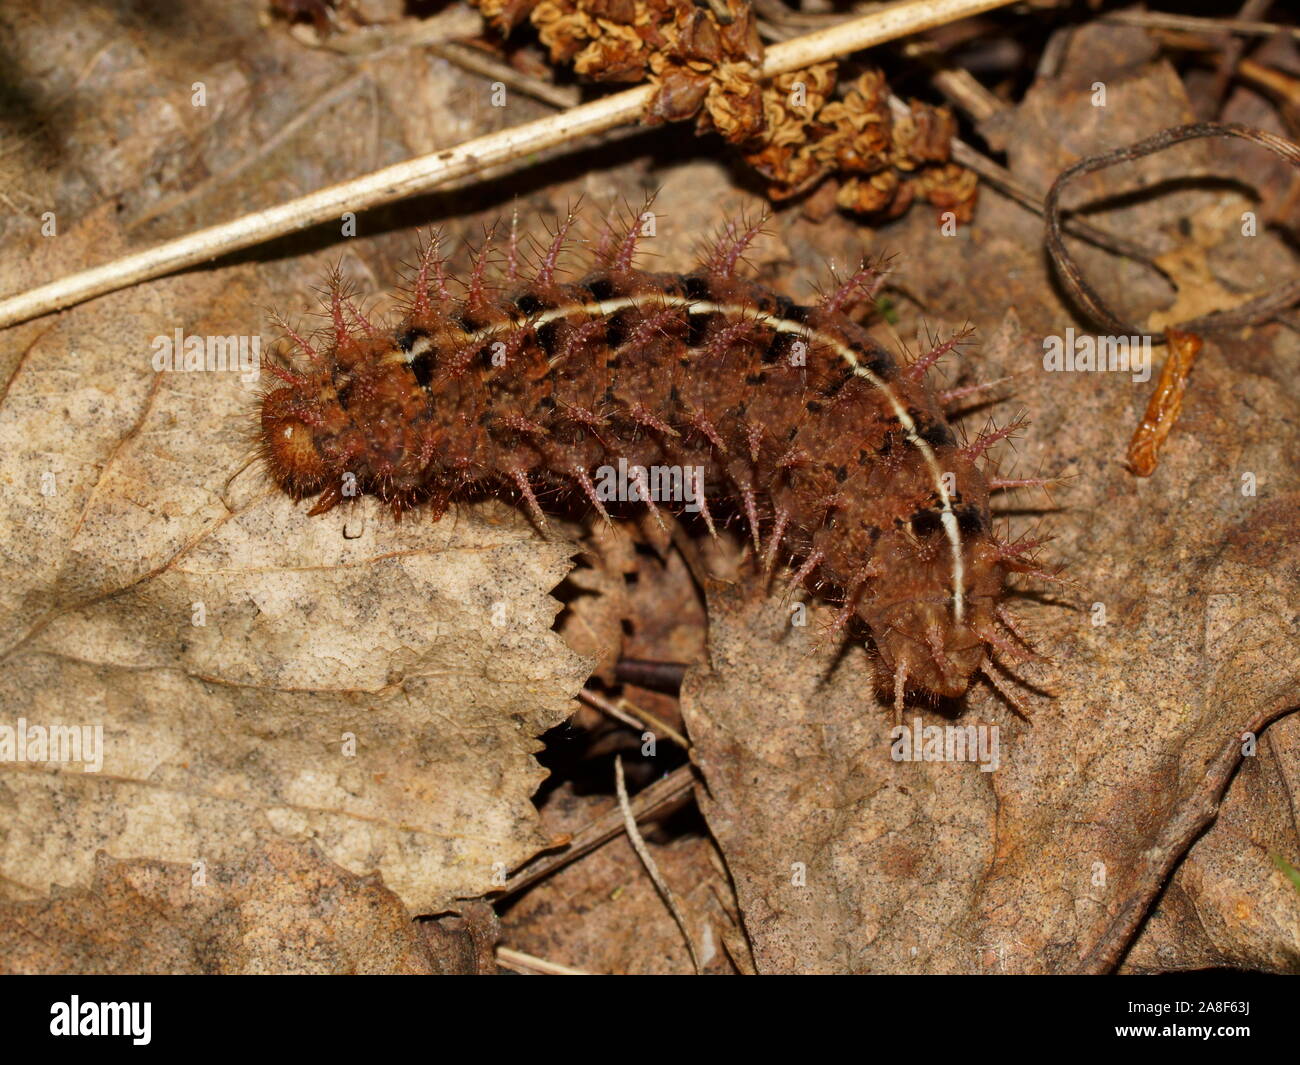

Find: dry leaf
0;0;589;920
0;839;442;974
2;4;1297;976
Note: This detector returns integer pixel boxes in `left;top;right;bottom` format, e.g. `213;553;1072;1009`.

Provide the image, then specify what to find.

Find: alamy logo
891;718;1000;772
151;328;261;384
1042;328;1151;383
50;997;151;1045
0;718;103;772
592;458;705;513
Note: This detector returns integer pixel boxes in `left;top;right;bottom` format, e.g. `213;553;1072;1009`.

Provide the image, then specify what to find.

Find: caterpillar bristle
906;325;973;381
994;603;1046;661
270;312;320;366
739;484;762;555
761;507;790;581
509;468;549;533
787;551;825;591
893;661;909;724
465;225;501;311
572;464;612;525
937;374;1015;409
265;361;308;388
817;256;890;315
535;208;580;288
979;659;1034;720
988;476;1054;491
615;202;653;274
962;414;1029;462
702;210;770;279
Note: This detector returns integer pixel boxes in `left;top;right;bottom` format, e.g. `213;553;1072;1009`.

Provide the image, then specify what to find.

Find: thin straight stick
0;0;1017;330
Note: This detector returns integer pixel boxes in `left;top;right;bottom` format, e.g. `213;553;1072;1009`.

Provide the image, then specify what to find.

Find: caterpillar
258;209;1052;715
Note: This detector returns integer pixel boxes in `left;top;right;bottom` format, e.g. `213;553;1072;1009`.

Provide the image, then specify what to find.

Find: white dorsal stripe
406;293;967;622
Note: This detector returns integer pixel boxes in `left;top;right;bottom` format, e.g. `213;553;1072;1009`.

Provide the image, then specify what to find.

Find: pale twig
500;763;695;898
0;0;1019;329
578;687;691;750
495;946;592;975
581;689;645;732
1101;10;1300;42
615;755;702;974
925;64;1005;124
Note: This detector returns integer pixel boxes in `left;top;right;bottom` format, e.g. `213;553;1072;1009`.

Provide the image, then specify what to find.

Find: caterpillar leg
893;660;908;728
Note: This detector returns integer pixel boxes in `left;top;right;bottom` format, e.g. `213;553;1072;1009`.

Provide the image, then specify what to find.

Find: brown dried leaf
0;0;588;923
0;839;442;974
555;521;640;685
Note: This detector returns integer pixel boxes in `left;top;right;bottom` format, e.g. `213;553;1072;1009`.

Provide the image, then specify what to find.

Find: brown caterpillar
259;210;1053;715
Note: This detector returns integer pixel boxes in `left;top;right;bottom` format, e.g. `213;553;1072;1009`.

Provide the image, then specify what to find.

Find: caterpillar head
260;384;332;496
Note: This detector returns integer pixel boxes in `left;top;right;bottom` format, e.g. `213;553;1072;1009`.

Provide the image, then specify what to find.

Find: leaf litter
0;1;1296;973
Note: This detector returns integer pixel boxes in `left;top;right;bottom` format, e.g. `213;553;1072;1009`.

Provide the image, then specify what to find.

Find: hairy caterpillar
259;209;1052;714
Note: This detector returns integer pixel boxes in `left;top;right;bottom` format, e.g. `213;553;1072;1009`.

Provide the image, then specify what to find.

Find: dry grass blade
1101;10;1300;42
615;756;702;974
1075;702;1300;974
579;688;691;750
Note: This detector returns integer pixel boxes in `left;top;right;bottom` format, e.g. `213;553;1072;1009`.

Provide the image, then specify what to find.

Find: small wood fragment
1126;328;1203;477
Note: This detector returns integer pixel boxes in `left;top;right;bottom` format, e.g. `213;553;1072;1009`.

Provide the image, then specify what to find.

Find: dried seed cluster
470;0;977;221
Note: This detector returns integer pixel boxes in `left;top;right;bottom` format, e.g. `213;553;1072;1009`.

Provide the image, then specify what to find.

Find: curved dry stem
1044;122;1300;338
